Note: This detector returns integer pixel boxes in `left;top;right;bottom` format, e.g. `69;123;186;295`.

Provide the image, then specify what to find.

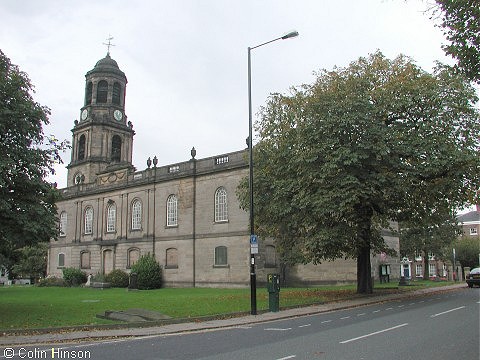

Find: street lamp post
248;30;298;315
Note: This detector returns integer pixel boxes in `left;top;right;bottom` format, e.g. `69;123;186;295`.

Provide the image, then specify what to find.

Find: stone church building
47;53;400;287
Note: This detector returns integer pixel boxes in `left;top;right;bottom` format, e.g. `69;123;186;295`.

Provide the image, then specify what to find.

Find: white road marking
321;320;332;323
357;313;366;316
298;324;311;328
385;307;393;311
265;327;292;331
276;356;296;360
372;310;381;313
430;306;466;318
340;316;350;320
397;305;404;308
339;323;409;344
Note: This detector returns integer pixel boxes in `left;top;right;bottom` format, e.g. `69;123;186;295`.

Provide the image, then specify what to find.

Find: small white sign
250;243;259;254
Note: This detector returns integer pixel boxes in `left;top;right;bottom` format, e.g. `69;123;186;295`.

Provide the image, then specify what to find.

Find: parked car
466;267;480;288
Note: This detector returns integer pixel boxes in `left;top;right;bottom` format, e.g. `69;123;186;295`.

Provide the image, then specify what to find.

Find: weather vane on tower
103;35;115;56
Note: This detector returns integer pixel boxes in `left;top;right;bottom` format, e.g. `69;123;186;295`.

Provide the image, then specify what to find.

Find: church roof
86;53;126;79
95;53;119;68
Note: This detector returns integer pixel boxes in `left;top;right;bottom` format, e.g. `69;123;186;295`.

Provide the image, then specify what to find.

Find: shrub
62;268;87;287
105;269;129;288
37;276;66;287
130;254;162;290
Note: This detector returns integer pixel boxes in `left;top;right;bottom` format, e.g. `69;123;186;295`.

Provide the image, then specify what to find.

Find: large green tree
433;0;480;83
240;52;480;294
0;50;68;267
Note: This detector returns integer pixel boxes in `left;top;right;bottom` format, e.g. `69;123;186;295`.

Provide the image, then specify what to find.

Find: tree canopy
0;50;68;267
433;0;480;83
239;52;480;293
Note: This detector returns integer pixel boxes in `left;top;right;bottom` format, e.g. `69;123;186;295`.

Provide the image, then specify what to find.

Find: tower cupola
66;52;134;187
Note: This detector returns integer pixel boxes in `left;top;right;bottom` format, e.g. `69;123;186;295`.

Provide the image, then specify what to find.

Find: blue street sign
250;235;258;245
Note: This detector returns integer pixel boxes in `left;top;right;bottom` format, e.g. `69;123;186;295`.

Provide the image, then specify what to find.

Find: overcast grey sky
1;0;452;190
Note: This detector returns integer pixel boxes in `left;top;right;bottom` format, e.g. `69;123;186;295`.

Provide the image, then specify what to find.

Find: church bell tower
66;50;135;187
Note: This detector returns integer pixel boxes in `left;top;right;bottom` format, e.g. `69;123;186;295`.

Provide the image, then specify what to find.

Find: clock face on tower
81;109;88;121
74;173;84;185
114;110;123;121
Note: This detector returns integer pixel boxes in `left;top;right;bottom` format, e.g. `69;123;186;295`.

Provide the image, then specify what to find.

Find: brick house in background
457;205;480;239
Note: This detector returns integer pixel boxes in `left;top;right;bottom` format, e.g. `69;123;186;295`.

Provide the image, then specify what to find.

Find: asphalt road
3;288;479;360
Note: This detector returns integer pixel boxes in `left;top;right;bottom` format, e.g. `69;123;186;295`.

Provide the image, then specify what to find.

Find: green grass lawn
0;280;453;331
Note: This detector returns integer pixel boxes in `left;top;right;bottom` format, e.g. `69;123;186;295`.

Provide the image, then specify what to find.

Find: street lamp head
281;30;299;40
250;30;299;50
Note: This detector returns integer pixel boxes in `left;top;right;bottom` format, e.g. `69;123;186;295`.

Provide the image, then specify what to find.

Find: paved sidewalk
0;283;467;347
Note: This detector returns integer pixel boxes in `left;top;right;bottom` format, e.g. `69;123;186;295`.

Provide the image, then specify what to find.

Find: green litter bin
267;273;280;312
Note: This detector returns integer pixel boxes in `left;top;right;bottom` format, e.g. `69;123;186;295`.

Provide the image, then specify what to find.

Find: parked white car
466;267;480;288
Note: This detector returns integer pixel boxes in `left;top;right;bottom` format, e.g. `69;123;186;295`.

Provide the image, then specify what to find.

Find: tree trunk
356;205;373;294
357;244;373;294
423;253;429;280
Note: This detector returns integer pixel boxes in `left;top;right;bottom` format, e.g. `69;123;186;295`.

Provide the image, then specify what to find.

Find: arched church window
106;202;116;233
85;82;93;105
80;251;90;269
214;187;228;222
78;134;86;161
166;195;178;227
58;253;65;268
214;246;228;266
112;82;122;105
131;199;142;230
97;80;108;103
265;245;277;267
127;248;140;268
165;248;178;269
111;135;122;162
59;211;67;237
84;207;93;235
